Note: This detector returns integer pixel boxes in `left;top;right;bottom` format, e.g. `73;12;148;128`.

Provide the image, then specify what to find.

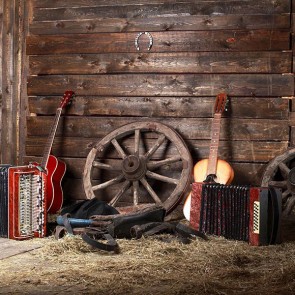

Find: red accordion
189;182;282;246
0;165;47;240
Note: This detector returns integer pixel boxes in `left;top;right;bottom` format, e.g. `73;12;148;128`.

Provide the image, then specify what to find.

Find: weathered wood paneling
30;15;290;35
0;0;3;160
30;0;291;10
1;0;28;165
28;96;289;119
29;0;291;35
290;3;295;146
1;0;16;164
29;51;292;75
30;0;291;17
26;117;289;141
26;30;290;54
25;0;294;203
27;74;294;97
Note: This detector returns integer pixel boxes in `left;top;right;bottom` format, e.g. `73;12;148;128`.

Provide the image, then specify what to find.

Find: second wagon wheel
261;148;295;215
83;121;193;214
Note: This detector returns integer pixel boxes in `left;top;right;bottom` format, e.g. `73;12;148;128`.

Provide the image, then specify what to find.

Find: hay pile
0;219;295;295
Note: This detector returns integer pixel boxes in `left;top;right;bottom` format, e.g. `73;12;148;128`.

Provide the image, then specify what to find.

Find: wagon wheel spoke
146;170;178;185
147;155;182;170
111;138;127;159
140;177;162;204
268;180;288;189
283;194;295;215
133;180;139;205
92;174;125;191
134;129;140;155
282;189;291;201
278;162;290;178
145;134;166;160
109;180;131;207
93;161;120;171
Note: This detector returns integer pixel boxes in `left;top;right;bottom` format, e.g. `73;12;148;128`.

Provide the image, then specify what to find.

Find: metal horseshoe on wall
134;32;153;51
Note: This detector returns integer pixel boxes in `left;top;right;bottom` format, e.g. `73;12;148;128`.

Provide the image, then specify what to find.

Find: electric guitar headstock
213;93;228;115
60;90;75;109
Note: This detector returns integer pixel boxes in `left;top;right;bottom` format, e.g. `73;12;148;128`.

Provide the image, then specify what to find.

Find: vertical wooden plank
1;0;25;165
291;1;295;145
17;0;30;164
0;0;2;91
1;0;16;164
0;0;3;163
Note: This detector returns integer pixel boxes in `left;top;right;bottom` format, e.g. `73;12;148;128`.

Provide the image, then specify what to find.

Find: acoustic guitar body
193;158;234;184
39;90;74;214
183;159;234;221
46;155;66;214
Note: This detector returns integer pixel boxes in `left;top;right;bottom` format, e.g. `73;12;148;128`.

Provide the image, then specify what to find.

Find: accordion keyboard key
253;201;260;234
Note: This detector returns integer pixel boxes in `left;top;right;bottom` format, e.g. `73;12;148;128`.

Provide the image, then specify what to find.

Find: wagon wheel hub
122;155;147;180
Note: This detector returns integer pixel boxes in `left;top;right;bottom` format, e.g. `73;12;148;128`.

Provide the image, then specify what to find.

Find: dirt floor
0;217;295;295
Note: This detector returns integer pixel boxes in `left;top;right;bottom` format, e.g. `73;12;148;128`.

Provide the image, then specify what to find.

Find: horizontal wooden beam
28;96;289;119
29;14;291;34
26;30;290;54
27;73;294;96
26;116;289;141
29;51;292;75
31;0;291;19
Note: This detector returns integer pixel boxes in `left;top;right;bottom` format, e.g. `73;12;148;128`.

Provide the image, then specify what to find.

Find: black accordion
190;182;282;246
0;165;47;240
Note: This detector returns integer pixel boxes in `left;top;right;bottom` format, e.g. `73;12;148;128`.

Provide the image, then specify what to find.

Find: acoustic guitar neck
207;112;222;176
40;91;74;170
205;93;227;178
40;108;63;170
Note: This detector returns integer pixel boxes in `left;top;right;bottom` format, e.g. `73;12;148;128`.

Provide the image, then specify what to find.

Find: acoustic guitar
183;93;234;221
40;90;74;213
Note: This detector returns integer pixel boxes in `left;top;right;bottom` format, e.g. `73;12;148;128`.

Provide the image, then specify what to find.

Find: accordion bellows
0;165;47;240
190;182;282;246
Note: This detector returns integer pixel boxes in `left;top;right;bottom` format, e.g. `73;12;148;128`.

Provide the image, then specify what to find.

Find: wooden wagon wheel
83;121;193;214
261;148;295;215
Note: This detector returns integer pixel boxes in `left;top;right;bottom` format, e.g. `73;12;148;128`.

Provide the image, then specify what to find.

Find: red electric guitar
40;90;74;213
183;93;234;221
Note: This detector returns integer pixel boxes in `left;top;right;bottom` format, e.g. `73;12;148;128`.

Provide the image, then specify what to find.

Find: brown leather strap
81;232;119;253
54;225;67;239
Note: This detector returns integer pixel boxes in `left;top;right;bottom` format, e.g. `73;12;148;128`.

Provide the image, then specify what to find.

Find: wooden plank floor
0;238;42;260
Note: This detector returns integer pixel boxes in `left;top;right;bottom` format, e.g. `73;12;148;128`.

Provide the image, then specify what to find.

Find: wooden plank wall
0;0;28;165
291;0;295;144
25;0;294;203
0;0;2;158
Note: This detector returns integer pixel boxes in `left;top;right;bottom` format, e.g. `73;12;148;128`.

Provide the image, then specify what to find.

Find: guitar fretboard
40;108;63;169
207;113;222;176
